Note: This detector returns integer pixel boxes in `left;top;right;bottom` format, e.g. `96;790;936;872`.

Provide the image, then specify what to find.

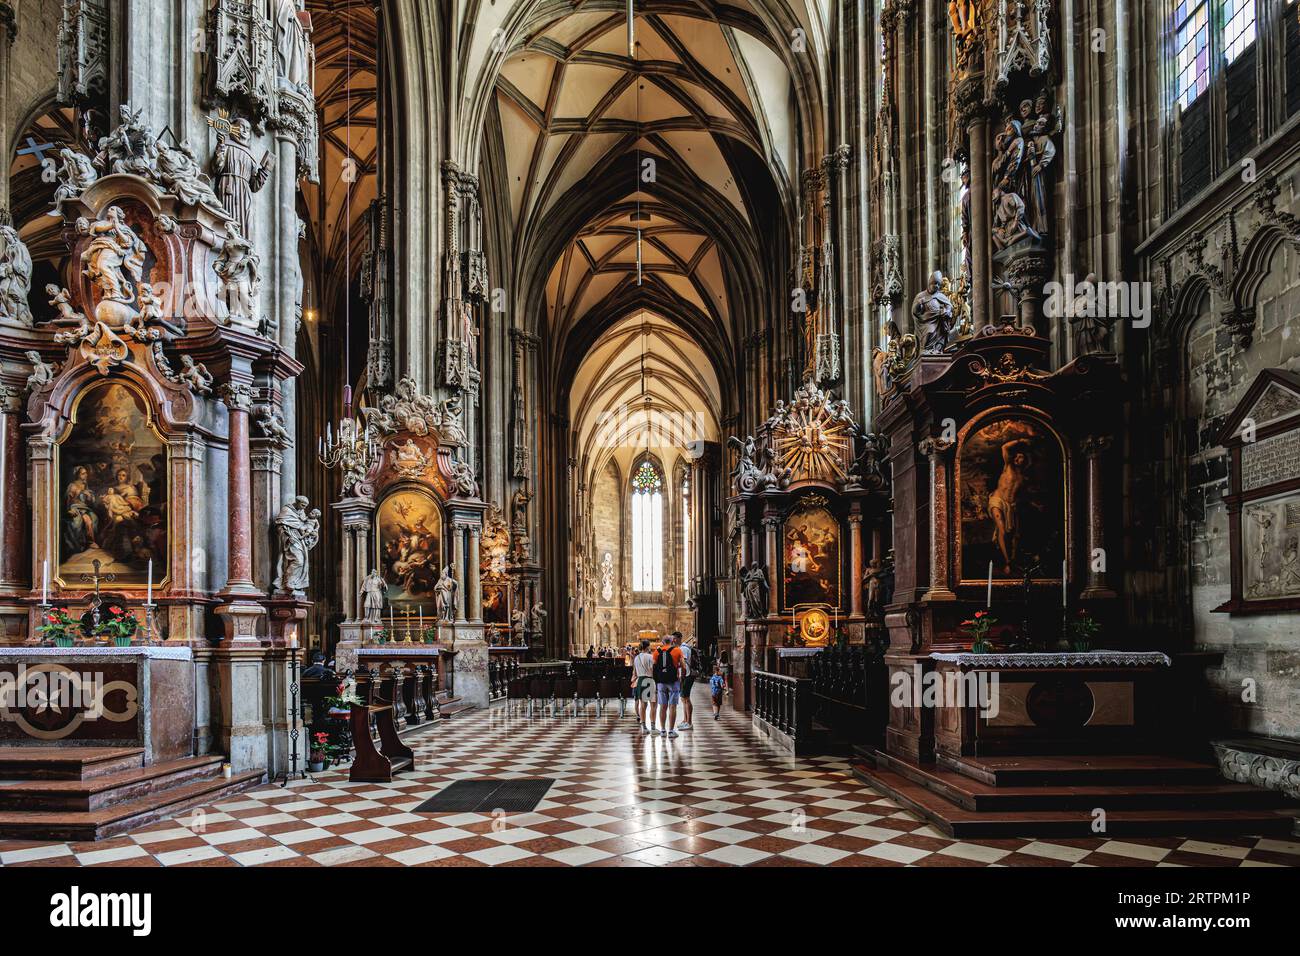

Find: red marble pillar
920;437;956;602
1080;435;1116;600
0;386;26;589
848;512;864;618
224;385;256;592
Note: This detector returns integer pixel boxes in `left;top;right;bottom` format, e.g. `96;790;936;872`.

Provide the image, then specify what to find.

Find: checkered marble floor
3;691;1298;868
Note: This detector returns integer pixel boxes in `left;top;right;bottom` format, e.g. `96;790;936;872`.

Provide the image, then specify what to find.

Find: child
709;666;727;720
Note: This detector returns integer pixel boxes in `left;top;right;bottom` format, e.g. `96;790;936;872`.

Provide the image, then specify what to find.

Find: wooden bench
349;672;415;783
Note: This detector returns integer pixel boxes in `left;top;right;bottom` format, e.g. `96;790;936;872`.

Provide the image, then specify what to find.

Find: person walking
651;634;685;738
709;665;727;720
674;633;696;730
631;639;656;734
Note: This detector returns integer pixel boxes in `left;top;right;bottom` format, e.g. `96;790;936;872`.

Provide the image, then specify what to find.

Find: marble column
453;524;467;624
215;383;264;643
848;512;864;618
1080;435;1116;600
763;513;780;621
249;443;283;592
467;526;482;624
0;4;14;213
0;384;25;641
920;437;956;602
274;133;300;507
964;91;994;329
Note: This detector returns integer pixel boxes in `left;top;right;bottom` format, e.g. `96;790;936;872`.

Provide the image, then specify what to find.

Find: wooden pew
349;667;415;783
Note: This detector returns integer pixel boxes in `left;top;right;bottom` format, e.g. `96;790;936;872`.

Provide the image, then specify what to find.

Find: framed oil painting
956;414;1065;583
782;498;840;611
57;382;167;586
376;489;442;604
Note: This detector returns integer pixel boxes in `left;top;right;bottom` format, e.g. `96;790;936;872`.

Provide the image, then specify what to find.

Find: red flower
313;732;329;744
46;613;58;623
974;610;988;619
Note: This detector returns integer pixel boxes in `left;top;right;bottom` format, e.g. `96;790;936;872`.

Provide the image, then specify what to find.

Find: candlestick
986;560;993;609
1062;558;1067;607
146;559;153;606
42;559;48;605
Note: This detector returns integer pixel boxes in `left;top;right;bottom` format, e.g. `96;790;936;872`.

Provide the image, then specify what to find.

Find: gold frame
780;496;843;613
375;483;445;605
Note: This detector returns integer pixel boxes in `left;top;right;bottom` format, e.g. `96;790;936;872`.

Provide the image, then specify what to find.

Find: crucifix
16;136;56;164
78;559;117;634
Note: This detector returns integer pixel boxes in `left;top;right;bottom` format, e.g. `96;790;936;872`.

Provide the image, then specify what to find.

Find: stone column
166;435;207;643
961;82;994;329
0;384;25;641
331;495;376;674
763;512;781;620
274;133;300;506
467;525;482;624
919;437;956;603
848;512;864;618
453;524;467;624
0;3;14;213
249;442;283;592
1080;435;1116;600
26;433;56;636
215;383;264;643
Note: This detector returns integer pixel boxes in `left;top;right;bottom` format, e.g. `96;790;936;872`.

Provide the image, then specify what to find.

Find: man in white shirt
631;639;656;734
674;633;695;730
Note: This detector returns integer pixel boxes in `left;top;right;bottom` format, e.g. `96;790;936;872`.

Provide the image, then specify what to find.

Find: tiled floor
2;691;1298;868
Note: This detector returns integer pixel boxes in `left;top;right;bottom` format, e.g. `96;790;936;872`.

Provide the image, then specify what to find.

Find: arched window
631;459;664;592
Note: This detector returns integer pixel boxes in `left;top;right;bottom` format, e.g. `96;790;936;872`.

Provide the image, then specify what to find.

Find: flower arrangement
323;678;363;712
421;626;438;644
1068;609;1100;652
374;627;391;645
960;609;997;654
38;608;82;646
94;604;140;646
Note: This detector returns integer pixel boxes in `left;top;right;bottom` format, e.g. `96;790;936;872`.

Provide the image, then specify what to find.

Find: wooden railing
807;643;889;745
488;648;526;700
753;670;812;742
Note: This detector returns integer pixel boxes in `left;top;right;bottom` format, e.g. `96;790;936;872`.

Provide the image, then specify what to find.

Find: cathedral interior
1;0;1299;903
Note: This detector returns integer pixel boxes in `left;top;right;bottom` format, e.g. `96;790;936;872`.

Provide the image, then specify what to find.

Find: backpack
653;646;678;683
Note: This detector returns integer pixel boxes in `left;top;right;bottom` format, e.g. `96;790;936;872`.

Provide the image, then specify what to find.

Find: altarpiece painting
377;489;443;605
782;498;840;611
57;381;168;586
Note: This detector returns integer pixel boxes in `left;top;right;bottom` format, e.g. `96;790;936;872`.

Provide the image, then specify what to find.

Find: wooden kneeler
348;698;415;783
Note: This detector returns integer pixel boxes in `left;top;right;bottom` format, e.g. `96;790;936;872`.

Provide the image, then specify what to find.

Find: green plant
1068;609;1100;652
93;605;140;644
375;628;391;645
960;609;997;654
37;608;82;646
323;679;362;711
422;626;438;644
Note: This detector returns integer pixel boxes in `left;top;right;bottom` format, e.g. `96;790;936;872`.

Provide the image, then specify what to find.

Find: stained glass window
1222;0;1256;64
1174;1;1211;107
631;460;663;592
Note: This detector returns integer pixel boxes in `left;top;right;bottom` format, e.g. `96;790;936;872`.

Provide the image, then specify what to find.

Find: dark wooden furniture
348;672;415;783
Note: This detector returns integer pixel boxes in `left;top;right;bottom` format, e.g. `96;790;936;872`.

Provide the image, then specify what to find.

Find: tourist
587;644;595;658
652;633;685;738
674;632;695;730
631;639;656;734
709;665;726;720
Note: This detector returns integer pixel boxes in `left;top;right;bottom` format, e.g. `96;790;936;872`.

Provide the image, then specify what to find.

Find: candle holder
143;601;158;643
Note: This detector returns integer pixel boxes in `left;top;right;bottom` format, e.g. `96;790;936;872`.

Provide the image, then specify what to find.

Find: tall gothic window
1288;0;1300;116
631;459;664;593
1174;2;1212;108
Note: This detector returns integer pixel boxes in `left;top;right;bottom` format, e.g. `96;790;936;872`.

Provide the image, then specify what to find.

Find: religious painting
57;382;167;586
1241;492;1300;603
957;414;1065;582
376;489;442;604
782;498;840;611
482;583;508;624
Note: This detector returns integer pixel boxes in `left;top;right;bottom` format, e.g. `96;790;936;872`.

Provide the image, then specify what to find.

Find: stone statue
529;601;547;633
47;285;83;325
449;458;478;497
76;206;146;318
273;495;321;594
1019;94;1061;236
211;118;273;240
911;270;955;353
274;0;312;90
155;140;223;212
437;394;468;447
125;282;165;341
361;569;386;623
177;355;214;395
25;351;55;392
600;551;614;602
52;148;98;207
0;221;33;327
1069;272;1114;355
255;405;292;447
741;562;769;619
435;565;458;623
863;557;886;615
991;119;1039;250
94;105;159;177
214;222;261;329
993;186;1035;250
727;435;763;494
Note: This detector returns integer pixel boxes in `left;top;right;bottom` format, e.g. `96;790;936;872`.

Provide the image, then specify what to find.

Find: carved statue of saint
741;562;769;619
437;394;468;447
0;221;33;327
911;270;955;353
77;206;146;310
273;495;321;594
274;0;312;90
156;140;222;211
1018;94;1061;236
25;350;55;392
94;105;159;177
1068;273;1114;355
361;569;386;623
214;222;262;329
212;118;273;240
52;148;98;207
529;601;547;633
435;565;458;623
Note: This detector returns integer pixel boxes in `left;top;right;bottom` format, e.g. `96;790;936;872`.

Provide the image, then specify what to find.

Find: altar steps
851;748;1298;838
0;748;264;841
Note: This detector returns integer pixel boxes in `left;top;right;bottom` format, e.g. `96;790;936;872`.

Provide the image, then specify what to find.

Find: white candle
1062;558;1067;607
41;559;48;605
986;560;993;609
147;559;153;605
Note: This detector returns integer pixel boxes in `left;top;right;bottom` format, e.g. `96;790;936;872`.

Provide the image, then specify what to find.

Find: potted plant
1068;609;1100;652
309;731;330;772
960;609;997;654
422;625;438;645
375;627;391;645
94;605;140;646
38;607;81;647
323;678;363;715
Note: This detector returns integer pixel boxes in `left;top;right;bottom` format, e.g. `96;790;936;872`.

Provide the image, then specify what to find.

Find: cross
78;559;118;632
16;136;56;164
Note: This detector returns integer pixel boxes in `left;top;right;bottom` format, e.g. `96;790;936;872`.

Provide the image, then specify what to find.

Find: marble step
0;747;145;781
437;697;474;718
0;769;265;842
875;751;1290;812
0;755;228;812
937;752;1223;787
852;763;1296;838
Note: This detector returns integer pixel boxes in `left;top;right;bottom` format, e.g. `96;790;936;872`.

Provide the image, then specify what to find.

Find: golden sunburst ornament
774;402;851;482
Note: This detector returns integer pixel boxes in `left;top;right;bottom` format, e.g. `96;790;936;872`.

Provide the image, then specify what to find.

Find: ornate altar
726;378;890;709
1213;369;1300;615
875;329;1122;760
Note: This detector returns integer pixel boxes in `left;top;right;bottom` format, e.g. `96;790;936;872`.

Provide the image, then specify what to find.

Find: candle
1062;558;1067;607
41;559;48;605
986;560;993;609
147;559;153;606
